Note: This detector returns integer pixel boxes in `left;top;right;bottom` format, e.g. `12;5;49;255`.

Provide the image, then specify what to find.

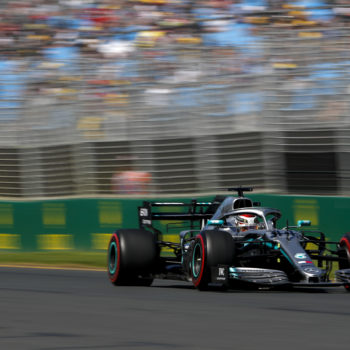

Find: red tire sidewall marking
109;233;121;283
340;237;350;256
193;235;205;287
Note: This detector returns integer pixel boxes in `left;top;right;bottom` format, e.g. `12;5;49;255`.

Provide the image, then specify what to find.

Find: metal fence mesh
1;3;350;197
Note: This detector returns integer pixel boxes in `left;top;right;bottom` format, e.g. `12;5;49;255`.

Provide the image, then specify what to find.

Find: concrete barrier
0;194;348;251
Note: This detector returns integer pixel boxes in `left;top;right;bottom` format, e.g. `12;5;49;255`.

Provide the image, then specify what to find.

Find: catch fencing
1;7;350;197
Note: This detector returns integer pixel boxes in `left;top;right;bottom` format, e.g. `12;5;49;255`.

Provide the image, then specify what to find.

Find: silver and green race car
108;187;350;292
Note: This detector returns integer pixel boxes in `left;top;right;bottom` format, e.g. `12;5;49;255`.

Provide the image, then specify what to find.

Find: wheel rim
108;241;117;275
192;242;203;278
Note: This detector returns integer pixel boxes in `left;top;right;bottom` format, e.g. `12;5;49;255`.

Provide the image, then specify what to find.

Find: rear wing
138;199;221;229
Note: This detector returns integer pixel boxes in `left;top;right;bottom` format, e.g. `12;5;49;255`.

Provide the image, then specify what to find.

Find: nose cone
300;263;324;282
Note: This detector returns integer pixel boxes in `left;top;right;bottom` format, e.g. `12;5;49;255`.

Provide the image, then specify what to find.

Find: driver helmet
235;214;259;231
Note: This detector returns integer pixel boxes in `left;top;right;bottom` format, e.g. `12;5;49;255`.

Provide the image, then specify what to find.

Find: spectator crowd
1;0;350;133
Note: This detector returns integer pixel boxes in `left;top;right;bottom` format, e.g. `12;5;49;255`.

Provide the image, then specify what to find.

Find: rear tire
191;230;235;290
108;229;157;286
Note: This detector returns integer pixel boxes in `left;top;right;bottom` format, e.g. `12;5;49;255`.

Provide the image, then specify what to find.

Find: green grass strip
0;251;107;269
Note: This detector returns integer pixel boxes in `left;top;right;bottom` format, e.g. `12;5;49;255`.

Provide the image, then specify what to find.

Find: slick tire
191;230;235;291
108;229;157;286
338;233;350;292
338;233;350;270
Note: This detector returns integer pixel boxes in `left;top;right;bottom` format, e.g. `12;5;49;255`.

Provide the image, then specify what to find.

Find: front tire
108;229;157;286
191;230;235;290
338;233;350;292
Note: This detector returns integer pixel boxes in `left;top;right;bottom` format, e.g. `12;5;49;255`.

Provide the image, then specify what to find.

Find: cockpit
223;209;281;233
226;213;265;232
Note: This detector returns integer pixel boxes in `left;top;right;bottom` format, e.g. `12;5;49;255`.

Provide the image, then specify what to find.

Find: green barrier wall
0;194;349;251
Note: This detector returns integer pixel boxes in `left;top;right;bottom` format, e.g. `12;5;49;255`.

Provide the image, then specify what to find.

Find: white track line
0;264;105;272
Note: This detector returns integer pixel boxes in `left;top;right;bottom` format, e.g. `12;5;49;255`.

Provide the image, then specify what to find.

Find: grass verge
0;251;107;269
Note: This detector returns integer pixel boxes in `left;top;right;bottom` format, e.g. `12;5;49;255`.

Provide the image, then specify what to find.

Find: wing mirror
297;220;311;227
207;219;224;226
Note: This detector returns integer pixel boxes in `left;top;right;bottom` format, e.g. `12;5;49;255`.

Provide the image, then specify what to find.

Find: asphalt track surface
0;267;349;350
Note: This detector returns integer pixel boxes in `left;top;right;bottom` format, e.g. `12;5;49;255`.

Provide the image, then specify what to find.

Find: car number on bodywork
211;265;228;283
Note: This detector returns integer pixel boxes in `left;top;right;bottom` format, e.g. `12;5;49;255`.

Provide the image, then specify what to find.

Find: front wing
211;266;350;289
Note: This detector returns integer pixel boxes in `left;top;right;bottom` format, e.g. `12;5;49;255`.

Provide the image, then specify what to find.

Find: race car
107;187;350;291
